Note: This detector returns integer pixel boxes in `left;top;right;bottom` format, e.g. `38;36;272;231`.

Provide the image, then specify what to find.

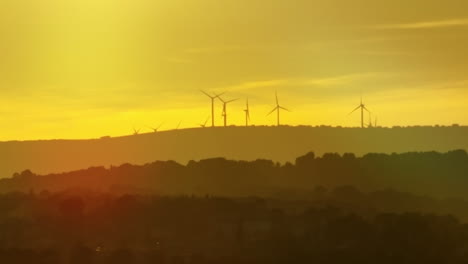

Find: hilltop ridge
1;125;467;178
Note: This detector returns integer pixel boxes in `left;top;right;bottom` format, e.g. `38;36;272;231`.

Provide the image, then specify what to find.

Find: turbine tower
368;112;373;128
244;98;251;126
201;90;223;127
218;96;238;127
268;91;290;126
349;96;370;128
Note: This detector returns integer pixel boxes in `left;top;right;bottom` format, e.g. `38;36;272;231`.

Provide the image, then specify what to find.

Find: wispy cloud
225;79;286;92
166;57;193;64
220;72;386;94
375;18;468;29
184;45;248;54
301;73;384;86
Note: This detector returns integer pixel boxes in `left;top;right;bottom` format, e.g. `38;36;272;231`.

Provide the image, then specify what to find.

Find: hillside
1;125;467;178
3;150;468;199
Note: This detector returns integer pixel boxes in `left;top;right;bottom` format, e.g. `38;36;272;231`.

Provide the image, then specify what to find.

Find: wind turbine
199;116;210;128
367;112;373;128
244;98;251;126
133;127;141;135
201;90;224;127
147;122;164;133
267;91;290;126
218;96;238;127
349;96;370;128
175;120;182;130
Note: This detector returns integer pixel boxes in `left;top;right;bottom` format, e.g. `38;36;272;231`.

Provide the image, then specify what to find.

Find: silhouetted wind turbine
349;96;370;128
176;120;182;130
148;122;164;133
218;96;238;127
201;90;224;127
368;112;373;128
133;127;141;135
244;98;251;126
199;116;210;128
267;91;290;126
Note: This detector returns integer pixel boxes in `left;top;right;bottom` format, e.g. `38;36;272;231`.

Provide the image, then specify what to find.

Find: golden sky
1;0;468;140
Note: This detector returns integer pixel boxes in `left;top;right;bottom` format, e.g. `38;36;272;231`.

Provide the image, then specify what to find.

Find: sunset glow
1;0;467;140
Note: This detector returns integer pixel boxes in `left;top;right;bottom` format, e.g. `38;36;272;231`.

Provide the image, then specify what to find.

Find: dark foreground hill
1;125;468;178
1;192;467;264
3;150;468;263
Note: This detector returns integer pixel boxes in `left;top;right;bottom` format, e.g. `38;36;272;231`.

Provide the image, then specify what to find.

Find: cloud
184;45;249;54
215;72;388;100
301;73;384;87
375;18;468;29
166;57;193;64
224;79;286;92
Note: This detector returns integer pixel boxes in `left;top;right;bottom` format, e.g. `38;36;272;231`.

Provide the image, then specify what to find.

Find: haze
1;0;468;140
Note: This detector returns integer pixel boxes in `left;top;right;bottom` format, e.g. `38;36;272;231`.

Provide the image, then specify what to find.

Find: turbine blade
200;90;211;98
214;92;225;99
276;91;279;105
363;106;371;113
279;106;290;112
267;107;278;116
348;105;361;115
227;98;239;104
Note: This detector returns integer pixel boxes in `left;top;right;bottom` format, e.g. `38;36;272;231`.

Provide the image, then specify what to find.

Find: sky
1;0;468;140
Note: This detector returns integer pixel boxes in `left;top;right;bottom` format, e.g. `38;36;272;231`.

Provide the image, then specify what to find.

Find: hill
3;149;468;199
1;125;468;178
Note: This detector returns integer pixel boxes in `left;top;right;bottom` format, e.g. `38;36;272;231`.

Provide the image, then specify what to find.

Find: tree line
2;150;468;199
0;191;467;264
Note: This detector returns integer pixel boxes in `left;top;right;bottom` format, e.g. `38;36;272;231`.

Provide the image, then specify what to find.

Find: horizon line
0;124;466;143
